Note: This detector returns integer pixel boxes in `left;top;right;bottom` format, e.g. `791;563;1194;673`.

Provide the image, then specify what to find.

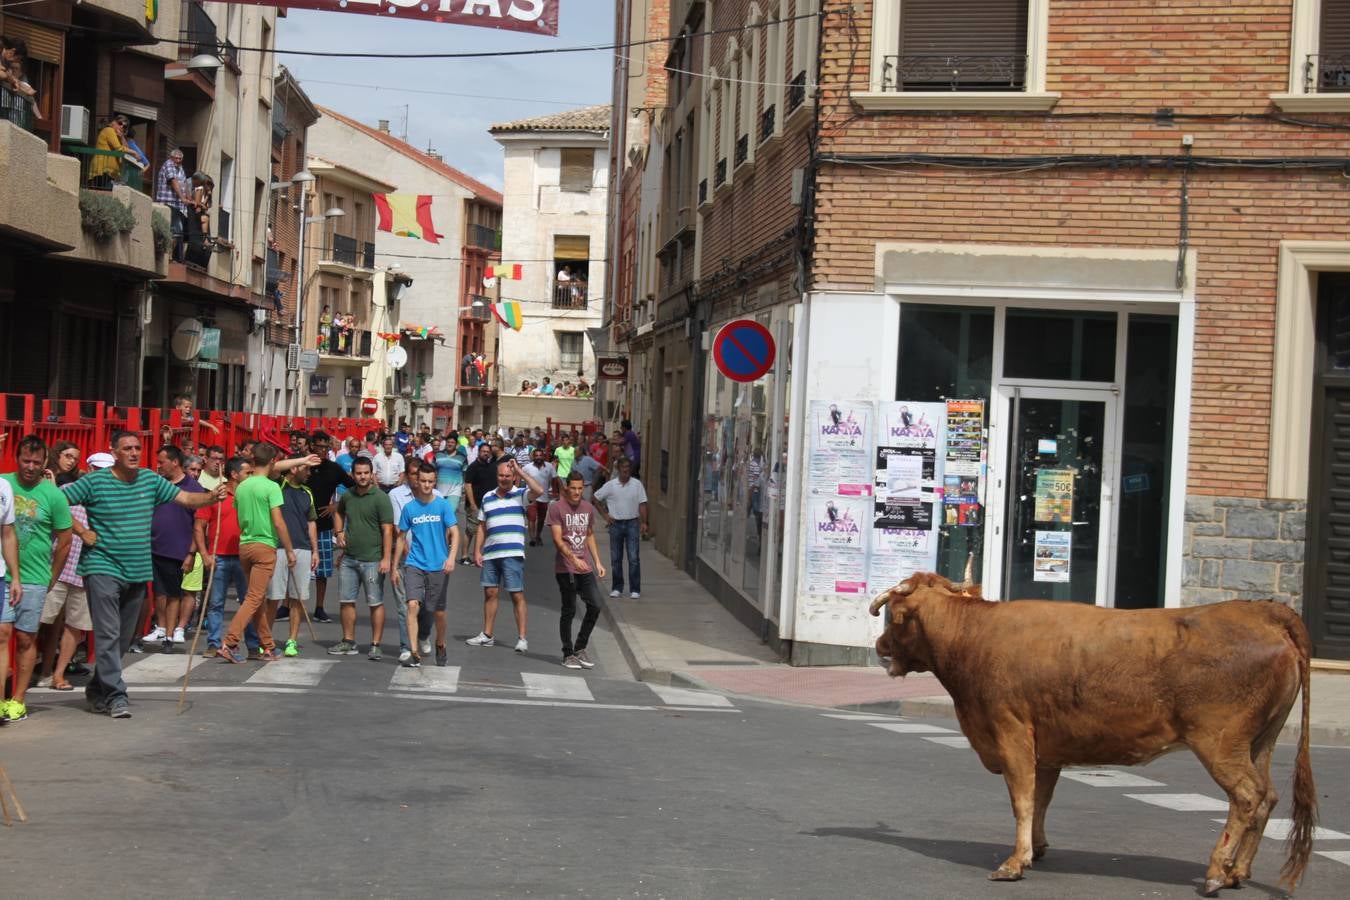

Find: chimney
377;119;390;133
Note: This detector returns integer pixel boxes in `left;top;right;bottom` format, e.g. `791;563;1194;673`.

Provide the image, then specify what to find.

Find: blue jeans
206;556;259;650
340;556;387;606
609;519;641;594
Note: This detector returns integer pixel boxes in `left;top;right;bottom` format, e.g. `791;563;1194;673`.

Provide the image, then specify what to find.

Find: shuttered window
1;19;62;64
554;234;590;260
1319;0;1350;92
560;148;593;192
897;0;1028;91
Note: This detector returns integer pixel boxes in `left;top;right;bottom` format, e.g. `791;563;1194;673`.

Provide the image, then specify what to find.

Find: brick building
612;0;1350;663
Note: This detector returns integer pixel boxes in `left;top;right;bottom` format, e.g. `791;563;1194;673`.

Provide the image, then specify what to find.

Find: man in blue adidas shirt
392;466;459;667
468;458;545;653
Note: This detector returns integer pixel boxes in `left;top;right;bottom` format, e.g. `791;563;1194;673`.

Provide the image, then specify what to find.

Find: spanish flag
492;301;523;331
486;263;522;280
374;194;441;244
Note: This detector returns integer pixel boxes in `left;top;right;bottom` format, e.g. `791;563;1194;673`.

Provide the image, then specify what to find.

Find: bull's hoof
988;865;1024;882
1201;878;1225;897
1032;843;1049;861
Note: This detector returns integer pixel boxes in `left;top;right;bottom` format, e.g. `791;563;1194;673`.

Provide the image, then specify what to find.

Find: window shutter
554;235;590;260
1;19;62;65
1319;0;1350;90
559;148;593;192
898;0;1028;91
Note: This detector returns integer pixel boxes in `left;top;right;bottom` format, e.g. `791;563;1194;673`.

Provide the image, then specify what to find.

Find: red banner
221;0;559;35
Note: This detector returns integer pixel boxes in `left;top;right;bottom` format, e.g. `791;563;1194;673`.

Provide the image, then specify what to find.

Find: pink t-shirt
545;498;597;575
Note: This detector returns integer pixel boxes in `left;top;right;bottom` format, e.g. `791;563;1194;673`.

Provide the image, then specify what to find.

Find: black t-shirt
306;459;356;532
464;458;499;509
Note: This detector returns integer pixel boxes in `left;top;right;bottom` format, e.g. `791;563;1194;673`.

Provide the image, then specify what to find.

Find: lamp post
297;201;343;415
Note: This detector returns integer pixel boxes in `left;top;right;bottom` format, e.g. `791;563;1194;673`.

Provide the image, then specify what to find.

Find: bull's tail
1279;616;1317;890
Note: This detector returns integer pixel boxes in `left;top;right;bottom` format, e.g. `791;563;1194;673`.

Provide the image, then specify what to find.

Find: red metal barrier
544;417;603;443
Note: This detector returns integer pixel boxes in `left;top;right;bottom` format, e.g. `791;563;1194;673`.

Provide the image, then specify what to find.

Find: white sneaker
609;590;620;598
398;649;412;664
172;627;186;644
514;637;528;653
419;638;432;656
466;632;495;647
630;592;641;599
145;626;166;642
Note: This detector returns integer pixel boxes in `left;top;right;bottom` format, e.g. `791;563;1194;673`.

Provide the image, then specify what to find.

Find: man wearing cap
155;147;193;262
62;431;225;718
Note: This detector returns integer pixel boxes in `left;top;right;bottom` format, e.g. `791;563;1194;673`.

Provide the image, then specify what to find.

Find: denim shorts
480;556;525;593
1;582;46;633
340;556;386;607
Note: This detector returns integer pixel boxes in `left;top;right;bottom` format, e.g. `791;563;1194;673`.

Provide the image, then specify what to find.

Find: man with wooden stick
62;431;225;719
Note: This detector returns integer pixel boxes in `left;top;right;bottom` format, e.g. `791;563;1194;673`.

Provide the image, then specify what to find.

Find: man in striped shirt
467;458;545;653
62;431;225;718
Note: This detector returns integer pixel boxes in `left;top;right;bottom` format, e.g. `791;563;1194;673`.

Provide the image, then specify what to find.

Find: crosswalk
42;653;742;714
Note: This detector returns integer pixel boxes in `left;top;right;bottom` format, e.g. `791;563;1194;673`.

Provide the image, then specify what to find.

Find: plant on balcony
78;190;137;242
151;211;171;256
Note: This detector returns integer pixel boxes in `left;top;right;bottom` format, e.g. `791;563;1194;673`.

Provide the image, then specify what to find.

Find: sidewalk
599;535;1350;748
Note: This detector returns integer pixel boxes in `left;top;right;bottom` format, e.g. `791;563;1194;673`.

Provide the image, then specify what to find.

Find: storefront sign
217;0;559;34
1034;468;1075;524
712;319;776;383
597;357;629;380
1034;530;1071;583
198;327;221;363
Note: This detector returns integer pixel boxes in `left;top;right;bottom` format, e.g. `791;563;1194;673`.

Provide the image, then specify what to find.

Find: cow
868;572;1316;895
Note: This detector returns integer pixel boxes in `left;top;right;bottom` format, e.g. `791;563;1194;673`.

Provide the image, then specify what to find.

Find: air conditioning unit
285;343;301;371
60;105;90;144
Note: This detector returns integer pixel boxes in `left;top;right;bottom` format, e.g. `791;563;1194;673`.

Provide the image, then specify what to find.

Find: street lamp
185;53;222;72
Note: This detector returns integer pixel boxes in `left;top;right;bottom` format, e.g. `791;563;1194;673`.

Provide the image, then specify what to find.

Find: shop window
1002;309;1116;382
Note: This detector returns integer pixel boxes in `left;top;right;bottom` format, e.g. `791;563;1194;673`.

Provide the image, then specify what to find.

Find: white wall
495;135;609;392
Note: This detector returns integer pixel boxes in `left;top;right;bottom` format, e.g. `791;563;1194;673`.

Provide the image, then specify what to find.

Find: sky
279;3;617;191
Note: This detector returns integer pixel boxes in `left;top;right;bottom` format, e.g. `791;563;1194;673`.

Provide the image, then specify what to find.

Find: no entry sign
712;319;775;383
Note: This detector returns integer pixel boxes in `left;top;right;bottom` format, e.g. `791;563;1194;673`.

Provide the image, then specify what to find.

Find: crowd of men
0;418;647;722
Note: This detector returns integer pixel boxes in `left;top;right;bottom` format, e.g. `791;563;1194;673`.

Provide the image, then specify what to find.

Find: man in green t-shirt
62;430;225;718
219;444;301;664
1;435;73;723
330;457;394;659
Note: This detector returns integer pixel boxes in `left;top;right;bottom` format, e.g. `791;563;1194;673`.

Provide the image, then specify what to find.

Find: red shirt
545;498;597;575
589;441;609;468
195;493;241;555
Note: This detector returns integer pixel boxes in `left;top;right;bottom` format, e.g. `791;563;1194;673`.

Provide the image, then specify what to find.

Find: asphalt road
3;535;1348;899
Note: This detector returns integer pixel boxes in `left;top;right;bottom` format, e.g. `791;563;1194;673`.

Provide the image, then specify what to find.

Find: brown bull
869;572;1316;895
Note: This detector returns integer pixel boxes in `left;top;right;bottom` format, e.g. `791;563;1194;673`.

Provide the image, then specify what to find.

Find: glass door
1001;387;1118;604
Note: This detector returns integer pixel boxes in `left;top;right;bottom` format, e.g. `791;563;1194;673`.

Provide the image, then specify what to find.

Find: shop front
778;244;1194;663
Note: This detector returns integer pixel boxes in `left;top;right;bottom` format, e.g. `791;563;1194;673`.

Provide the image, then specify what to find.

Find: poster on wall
1034;468;1075;523
869;401;944;587
943;399;986;525
808;400;874;495
868;526;937;591
804;495;870;594
1034;530;1072;583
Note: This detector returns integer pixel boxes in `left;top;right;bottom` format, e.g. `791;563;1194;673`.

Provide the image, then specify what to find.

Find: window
858;0;1055;110
344;376;363;398
218;154;234;241
553;235;590;309
558;331;584;370
560;148;593;192
1278;0;1350;109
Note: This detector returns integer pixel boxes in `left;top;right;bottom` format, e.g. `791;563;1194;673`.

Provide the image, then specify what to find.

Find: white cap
86;452;115;469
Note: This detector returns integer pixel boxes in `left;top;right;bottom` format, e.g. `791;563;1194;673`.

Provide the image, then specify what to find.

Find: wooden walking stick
178;499;224;714
0;761;28;825
294;592;318;643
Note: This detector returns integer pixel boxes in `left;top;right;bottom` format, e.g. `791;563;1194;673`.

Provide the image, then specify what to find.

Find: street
4;539;1349;899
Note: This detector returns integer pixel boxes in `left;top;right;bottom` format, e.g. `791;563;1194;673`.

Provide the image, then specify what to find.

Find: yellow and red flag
374;194;440;244
486;263;522;280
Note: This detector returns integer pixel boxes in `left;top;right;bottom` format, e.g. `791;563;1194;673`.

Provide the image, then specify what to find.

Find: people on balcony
89;115;130;190
1;38;41;126
318;306;333;352
155;148;193;262
183;172;218;267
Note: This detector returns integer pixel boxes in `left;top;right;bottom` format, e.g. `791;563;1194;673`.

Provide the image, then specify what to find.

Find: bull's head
870;570;978;677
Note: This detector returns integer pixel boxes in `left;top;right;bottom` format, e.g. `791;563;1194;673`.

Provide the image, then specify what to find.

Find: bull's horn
868;589;892;617
960;553;975;588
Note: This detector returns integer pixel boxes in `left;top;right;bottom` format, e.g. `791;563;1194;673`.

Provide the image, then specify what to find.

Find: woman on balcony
89;115;130;190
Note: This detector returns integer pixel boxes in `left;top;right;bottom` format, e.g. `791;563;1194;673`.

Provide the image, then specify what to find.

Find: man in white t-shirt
372;435;405;491
592;457;647;599
521;447;557;548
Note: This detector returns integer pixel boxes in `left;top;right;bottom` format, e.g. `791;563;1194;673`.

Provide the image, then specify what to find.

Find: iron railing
462;297;492;319
735;134;749;166
553;282;588;309
787;70;807;110
180;1;219;59
1;89;36;134
760;104;775;143
318;324;372;358
881;54;1027;92
698;178;708;205
62;145;145;192
326;233;358;266
361;240;375;268
468;223;501;251
1305;53;1350;93
714;158;727;187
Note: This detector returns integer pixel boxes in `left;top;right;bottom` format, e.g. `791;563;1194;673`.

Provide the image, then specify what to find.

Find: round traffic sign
712;319;775;383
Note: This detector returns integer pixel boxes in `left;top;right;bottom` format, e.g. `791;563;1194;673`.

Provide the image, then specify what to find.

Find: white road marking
646;685;734;707
389;666;461;693
521;673;595;702
1316;850;1350;867
869;722;958;735
122;654;202;683
244;658;336;686
1124;793;1229;812
923;736;971;749
821;713;899;721
1061;769;1166;789
1210;819;1350;842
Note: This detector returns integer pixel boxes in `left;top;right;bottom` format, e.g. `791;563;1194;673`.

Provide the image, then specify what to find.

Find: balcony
734;134;749;167
698;178;708;206
0;120;80;252
316;324;373;365
62;145;148;195
318;234;376;277
553;282;589;310
1306;53;1350;93
881;54;1027;92
468;223;501;251
714;158;727;188
461;297;492;320
56;184;163;278
760;105;776;143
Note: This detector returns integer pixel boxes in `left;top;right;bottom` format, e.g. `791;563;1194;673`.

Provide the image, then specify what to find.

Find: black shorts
152;554;186;597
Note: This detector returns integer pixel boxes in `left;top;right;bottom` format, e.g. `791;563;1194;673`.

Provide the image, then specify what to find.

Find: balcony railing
787;70;807;110
1305;53;1350;93
881;54;1027;92
698;178;708;205
714;158;727;187
1;88;36;135
362;240;375;268
181;2;219;60
553;282;588;310
317;325;372;358
326;233;358;266
468;223;501;251
62;145;146;193
735;134;749;166
760;104;775;143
